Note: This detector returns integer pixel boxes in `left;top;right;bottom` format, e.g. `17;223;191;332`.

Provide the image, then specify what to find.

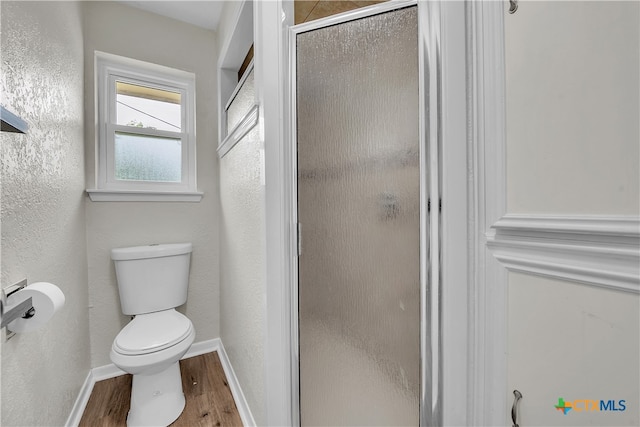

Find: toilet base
127;362;185;427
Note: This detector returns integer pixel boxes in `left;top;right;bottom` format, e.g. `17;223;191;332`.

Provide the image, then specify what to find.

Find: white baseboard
91;363;126;382
65;369;96;427
65;338;255;427
186;337;219;358
213;340;257;427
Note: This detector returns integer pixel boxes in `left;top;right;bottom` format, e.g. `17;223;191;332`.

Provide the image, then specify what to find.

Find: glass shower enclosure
293;4;429;425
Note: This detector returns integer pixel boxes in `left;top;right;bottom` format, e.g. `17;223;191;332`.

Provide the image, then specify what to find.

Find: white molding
286;13;300;426
224;60;255;112
91;363;127;382
94;51;198;194
439;0;471;425
95;51;195;80
488;215;640;294
257;0;295;426
217;104;259;158
186;337;219;358
213;339;257;427
467;0;508;425
64;369;96;427
86;189;203;202
64;339;254;427
492;214;640;239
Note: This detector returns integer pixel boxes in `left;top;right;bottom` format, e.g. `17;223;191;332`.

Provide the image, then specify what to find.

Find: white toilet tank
111;243;192;315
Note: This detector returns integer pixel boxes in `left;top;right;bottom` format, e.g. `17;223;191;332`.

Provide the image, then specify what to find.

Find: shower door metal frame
286;1;442;424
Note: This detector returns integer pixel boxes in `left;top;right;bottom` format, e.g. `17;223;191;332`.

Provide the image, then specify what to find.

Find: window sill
86;189;203;202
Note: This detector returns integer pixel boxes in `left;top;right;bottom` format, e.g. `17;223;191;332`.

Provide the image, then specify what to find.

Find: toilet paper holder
0;279;35;340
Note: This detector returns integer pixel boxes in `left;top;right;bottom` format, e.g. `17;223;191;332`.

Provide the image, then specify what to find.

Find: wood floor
79;352;243;427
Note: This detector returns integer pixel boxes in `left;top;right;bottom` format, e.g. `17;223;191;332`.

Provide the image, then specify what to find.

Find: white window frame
88;51;201;202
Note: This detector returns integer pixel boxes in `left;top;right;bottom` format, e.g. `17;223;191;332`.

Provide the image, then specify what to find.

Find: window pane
114;132;181;182
116;82;181;132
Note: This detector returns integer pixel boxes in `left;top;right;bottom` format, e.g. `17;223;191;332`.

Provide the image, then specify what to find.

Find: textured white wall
1;1;91;425
83;1;220;367
219;126;266;425
216;2;267;424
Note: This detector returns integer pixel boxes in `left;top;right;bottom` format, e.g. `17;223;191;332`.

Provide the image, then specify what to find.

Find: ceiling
117;1;225;31
117;1;388;32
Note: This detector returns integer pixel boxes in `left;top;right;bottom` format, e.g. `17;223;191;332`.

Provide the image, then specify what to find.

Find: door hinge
427;198;442;213
297;222;302;256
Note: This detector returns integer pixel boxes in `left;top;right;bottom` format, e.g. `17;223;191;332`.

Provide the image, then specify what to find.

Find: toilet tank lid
111;243;192;261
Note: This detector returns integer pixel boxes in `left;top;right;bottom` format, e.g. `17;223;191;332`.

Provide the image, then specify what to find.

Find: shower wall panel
296;7;420;426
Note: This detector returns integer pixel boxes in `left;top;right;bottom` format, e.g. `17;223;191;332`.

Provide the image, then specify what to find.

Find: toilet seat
114;310;193;356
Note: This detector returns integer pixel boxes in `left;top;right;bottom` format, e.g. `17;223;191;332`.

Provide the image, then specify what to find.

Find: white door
500;2;639;426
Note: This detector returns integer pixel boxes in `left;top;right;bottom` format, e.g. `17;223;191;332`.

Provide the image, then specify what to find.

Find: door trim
467;1;509;424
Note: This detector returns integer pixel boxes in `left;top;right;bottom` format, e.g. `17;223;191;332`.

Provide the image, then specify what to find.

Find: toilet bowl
111;310;195;374
110;310;196;426
110;243;195;426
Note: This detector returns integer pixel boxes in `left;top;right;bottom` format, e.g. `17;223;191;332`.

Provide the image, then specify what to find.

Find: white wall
216;2;267;424
504;2;640;426
83;1;220;367
506;0;639;215
0;2;91;425
508;273;639;426
219;124;266;425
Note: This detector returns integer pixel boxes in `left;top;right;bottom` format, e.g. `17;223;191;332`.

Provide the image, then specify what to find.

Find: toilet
110;243;196;427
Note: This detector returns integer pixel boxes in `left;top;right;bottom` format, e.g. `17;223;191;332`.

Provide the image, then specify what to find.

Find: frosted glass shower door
296;6;420;426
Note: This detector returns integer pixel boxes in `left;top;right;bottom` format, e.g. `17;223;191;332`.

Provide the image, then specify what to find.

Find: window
88;52;201;201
